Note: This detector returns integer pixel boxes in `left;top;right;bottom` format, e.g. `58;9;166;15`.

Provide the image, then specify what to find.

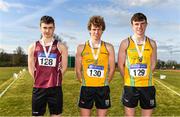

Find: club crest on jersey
51;45;57;51
35;46;41;51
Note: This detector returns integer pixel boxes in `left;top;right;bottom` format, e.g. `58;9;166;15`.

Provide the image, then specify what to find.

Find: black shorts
32;86;63;116
78;86;111;109
122;86;156;109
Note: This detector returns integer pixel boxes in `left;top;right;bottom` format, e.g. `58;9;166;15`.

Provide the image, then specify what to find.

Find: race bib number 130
87;64;104;78
130;64;147;77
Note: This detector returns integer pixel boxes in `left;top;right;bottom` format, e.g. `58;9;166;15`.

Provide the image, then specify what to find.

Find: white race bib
130;64;147;77
87;64;104;78
38;52;57;67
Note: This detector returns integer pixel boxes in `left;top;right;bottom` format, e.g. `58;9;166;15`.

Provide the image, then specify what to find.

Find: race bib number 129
130;64;147;77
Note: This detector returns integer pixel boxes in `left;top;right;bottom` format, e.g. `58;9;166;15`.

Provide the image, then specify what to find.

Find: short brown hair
87;16;105;31
40;15;55;26
131;12;147;24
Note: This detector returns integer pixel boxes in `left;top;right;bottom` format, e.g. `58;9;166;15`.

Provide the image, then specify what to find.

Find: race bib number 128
38;52;57;67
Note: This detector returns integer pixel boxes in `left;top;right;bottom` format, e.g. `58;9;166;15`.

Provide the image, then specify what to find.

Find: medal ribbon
41;39;54;58
132;35;146;60
89;39;101;61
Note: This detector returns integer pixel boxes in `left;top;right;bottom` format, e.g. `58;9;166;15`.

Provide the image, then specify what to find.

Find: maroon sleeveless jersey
33;40;62;88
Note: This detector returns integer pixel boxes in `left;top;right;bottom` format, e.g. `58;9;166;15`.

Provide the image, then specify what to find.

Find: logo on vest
105;100;110;106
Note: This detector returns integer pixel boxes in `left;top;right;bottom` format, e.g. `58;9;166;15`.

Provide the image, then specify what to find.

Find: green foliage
0;69;180;116
12;46;27;66
0;47;27;67
156;59;180;69
68;56;75;67
0;50;11;66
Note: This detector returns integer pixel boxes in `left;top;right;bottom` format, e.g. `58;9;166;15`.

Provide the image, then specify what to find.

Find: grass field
0;67;25;85
0;67;26;93
0;67;180;116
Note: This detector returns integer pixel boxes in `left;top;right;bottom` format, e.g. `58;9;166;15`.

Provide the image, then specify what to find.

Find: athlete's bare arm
118;39;129;77
28;43;35;78
57;42;68;76
75;44;84;83
150;39;157;72
106;42;115;83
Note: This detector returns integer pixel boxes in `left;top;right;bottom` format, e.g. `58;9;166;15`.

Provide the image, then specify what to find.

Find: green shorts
78;86;111;109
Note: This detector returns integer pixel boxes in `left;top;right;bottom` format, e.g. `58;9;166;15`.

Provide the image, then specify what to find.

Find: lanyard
89;39;101;60
132;35;146;59
41;39;54;58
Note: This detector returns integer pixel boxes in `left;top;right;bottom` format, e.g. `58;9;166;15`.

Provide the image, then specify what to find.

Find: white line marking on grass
155;79;180;97
0;77;19;98
0;69;26;98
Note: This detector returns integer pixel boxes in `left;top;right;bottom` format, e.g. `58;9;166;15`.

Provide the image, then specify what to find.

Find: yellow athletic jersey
81;40;109;87
124;36;154;87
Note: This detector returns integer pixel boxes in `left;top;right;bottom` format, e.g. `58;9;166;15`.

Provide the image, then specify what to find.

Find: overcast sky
0;0;180;63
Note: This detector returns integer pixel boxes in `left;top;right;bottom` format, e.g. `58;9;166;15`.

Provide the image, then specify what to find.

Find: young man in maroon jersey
28;15;68;116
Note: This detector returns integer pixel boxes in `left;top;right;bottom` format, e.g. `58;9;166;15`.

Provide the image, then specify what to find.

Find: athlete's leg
95;86;110;117
79;87;94;116
122;86;138;117
124;106;135;116
139;87;156;116
141;109;153;117
48;86;63;116
96;109;108;116
50;114;61;117
32;88;47;116
80;108;91;116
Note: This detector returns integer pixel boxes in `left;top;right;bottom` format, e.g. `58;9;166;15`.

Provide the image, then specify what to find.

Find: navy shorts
122;86;156;109
78;86;111;109
32;86;63;116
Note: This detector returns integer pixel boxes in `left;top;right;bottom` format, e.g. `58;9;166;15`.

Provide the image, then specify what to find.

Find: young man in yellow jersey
76;15;115;116
118;12;157;116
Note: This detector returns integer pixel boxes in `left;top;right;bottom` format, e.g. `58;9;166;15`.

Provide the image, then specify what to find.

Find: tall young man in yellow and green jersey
118;12;157;117
76;16;115;116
